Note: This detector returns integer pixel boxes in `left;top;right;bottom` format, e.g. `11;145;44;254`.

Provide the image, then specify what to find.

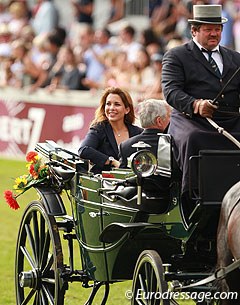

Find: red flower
29;164;38;179
4;190;20;210
26;151;38;163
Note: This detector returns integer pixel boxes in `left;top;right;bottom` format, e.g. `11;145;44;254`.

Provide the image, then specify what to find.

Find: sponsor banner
0;88;99;158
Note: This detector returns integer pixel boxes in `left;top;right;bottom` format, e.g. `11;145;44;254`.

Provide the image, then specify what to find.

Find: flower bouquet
4;151;49;210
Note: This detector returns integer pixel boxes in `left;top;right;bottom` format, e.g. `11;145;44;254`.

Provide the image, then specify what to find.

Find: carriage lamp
130;150;157;205
130;150;157;178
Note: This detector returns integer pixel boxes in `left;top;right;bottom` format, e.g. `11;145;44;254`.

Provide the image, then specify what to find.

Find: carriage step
57;218;74;232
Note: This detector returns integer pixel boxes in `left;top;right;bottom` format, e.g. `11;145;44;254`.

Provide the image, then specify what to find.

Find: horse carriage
14;134;240;305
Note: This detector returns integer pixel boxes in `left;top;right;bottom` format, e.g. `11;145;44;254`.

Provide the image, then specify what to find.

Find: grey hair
138;99;170;128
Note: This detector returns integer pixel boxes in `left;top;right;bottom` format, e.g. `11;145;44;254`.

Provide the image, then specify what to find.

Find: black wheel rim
132;250;169;305
135;261;161;305
15;201;65;305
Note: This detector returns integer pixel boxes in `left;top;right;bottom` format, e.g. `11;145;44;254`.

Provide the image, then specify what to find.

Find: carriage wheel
131;250;170;305
15;201;66;305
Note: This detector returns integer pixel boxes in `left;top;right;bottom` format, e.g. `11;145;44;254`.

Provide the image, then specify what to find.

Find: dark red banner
0;90;98;158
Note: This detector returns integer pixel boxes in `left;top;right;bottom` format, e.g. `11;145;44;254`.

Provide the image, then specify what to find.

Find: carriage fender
34;185;66;216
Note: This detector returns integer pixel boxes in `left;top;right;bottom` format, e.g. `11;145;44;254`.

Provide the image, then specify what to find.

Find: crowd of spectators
0;0;239;102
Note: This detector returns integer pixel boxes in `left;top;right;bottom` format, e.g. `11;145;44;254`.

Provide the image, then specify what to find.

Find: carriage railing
35;140;88;173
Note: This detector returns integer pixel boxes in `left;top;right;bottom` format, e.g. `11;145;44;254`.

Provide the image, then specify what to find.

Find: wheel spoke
139;273;146;293
138;274;148;305
25;223;37;264
144;263;149;292
39;214;46;266
32;211;40;266
21;288;35;305
42;277;55;284
150;267;154;296
43;254;54;275
20;246;36;269
33;291;39;305
42;284;54;305
40;289;48;305
40;231;51;270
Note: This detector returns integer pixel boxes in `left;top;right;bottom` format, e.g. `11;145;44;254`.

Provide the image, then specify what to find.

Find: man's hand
193;99;218;118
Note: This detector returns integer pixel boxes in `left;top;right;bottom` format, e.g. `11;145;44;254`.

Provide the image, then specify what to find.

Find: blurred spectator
140;27;161;47
139;27;165;55
8;1;28;38
142;52;164;100
150;0;189;45
165;36;184;51
30;32;52;70
29;29;64;91
131;47;155;93
0;56;14;87
31;0;59;35
71;0;94;25
232;0;240;52
105;51;132;88
0;0;11;24
0;23;12;58
149;0;163;17
217;0;234;48
0;0;238;95
106;0;124;25
72;23;93;63
21;25;35;46
81;27;114;88
47;45;81;91
10;38;42;87
118;24;142;63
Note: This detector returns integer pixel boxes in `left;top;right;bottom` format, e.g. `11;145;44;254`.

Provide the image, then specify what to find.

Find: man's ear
156;116;163;129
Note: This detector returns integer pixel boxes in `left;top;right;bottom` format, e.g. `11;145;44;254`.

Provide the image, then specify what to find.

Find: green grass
0;158;191;305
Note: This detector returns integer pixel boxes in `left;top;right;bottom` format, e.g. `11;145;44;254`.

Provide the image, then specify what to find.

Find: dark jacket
162;40;240;117
78;121;143;174
119;128;161;168
162;40;240;193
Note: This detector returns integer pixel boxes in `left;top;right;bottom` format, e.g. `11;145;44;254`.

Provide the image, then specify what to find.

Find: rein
206;117;240;149
174;258;240;291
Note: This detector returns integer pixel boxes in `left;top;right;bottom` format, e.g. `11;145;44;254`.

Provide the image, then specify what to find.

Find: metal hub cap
19;269;39;288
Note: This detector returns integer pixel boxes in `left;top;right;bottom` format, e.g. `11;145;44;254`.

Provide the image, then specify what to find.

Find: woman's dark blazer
78;121;143;174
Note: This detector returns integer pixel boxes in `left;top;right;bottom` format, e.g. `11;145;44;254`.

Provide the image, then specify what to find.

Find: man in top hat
161;5;240;206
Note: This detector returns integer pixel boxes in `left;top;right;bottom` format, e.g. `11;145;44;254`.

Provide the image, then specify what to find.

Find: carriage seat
189;150;240;205
156;133;172;177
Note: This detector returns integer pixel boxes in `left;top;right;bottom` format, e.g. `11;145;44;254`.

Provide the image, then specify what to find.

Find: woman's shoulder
90;121;108;132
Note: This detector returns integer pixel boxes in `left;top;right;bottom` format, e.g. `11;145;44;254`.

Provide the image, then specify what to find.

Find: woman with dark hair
78;87;142;174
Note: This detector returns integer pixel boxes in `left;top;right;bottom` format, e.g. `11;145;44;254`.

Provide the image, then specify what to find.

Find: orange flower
4;190;20;210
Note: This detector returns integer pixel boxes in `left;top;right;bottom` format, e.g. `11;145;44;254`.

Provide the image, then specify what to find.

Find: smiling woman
78;87;143;174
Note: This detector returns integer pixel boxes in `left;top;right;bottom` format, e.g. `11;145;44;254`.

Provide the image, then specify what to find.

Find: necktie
202;49;221;77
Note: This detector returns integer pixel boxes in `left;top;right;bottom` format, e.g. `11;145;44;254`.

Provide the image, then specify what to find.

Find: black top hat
188;5;228;24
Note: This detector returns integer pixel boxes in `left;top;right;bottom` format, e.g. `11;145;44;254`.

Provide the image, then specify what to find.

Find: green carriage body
14;140;240;305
